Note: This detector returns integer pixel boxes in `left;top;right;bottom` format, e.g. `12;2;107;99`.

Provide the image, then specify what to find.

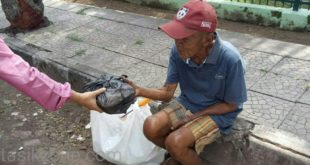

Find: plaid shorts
162;100;219;142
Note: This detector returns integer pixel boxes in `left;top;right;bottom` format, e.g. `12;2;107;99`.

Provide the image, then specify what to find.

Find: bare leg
143;111;172;148
165;127;203;165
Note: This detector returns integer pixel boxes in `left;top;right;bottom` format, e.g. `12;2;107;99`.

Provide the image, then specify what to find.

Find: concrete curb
4;37;102;91
201;119;310;165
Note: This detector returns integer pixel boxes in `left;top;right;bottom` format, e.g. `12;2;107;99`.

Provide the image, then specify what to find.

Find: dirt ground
0;80;112;165
64;0;310;46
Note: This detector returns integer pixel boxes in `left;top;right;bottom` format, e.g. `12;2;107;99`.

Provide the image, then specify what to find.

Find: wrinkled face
174;32;205;60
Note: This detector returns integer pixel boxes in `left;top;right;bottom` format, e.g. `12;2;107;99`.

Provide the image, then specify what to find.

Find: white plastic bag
90;101;165;165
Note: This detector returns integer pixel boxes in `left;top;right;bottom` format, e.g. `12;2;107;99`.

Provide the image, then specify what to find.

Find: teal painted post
292;0;300;11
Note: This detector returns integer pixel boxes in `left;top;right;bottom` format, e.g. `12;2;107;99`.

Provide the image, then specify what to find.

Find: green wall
123;0;310;31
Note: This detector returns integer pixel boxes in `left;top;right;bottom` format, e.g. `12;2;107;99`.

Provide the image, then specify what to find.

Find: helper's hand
71;87;106;112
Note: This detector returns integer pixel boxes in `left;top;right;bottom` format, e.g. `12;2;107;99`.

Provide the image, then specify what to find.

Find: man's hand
171;116;190;130
122;76;140;96
70;87;106;112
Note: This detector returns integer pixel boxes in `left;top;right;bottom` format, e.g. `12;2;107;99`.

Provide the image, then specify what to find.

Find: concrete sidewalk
0;0;310;163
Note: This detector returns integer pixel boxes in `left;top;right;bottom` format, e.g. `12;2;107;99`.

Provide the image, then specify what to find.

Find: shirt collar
185;58;207;68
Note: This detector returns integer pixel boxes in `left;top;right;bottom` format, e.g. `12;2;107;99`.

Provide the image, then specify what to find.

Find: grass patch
76;7;92;15
134;39;144;45
259;68;268;73
66;34;83;42
75;49;87;56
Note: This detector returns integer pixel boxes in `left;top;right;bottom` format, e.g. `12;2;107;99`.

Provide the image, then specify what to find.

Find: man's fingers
91;108;103;113
122;76;133;85
171;120;185;130
122;77;130;84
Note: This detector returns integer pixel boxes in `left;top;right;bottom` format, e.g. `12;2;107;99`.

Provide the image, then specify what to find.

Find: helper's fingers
90;104;104;112
91;108;103;113
92;87;106;96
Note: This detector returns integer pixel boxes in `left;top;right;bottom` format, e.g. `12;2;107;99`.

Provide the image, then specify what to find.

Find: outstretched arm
125;78;177;102
0;38;105;111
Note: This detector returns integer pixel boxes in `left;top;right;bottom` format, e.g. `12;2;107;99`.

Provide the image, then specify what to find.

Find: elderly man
127;0;247;164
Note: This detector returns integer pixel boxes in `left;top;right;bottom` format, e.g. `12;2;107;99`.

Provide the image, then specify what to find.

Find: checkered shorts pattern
160;100;220;153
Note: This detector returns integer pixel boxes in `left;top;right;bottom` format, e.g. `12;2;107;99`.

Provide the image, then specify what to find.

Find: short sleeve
224;59;247;105
165;45;179;84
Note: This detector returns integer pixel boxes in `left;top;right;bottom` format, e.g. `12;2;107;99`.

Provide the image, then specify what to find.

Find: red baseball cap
159;0;217;39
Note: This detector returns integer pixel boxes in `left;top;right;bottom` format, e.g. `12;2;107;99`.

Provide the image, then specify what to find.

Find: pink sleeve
0;38;72;111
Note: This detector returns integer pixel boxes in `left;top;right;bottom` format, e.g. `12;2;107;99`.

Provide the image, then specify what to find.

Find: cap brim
159;20;197;40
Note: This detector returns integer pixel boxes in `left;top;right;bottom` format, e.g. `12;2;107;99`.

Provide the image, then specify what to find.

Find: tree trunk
0;0;47;30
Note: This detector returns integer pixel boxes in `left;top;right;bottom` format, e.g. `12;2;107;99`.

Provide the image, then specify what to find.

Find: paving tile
251;72;308;102
42;0;61;6
299;88;310;105
36;21;80;34
48;1;78;11
85;20;160;40
271;57;310;81
151;31;174;48
44;6;55;13
100;23;159;40
80;27;167;59
82;7;138;23
238;47;249;54
81;30;133;53
220;29;310;60
129;16;169;29
0;17;9;29
147;48;171;67
0;9;10;29
16;27;92;50
288;46;310;61
28;27;92;50
68;4;94;13
16;30;60;48
279;103;310;141
242;50;283;71
116;61;167;88
240;91;295;128
119;36;168;58
0;32;8;39
67;26;97;37
45;39;93;58
71;45;142;77
82;18;118;30
44;8;75;22
41;11;96;33
0;8;5;17
45;8;96;25
245;67;267;89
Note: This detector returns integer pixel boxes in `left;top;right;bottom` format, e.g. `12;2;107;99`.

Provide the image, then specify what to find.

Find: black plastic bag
83;74;136;114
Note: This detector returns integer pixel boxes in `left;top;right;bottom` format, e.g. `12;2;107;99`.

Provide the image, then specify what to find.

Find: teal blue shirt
166;33;247;134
